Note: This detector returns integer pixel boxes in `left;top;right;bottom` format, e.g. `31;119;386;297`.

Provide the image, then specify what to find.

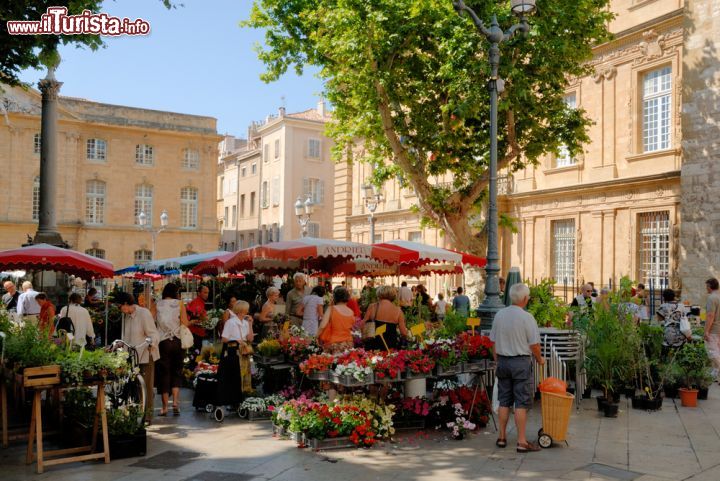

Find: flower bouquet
425;338;464;375
256;339;284;364
399;349;435;378
334;361;374;386
281;336;320;364
299;353;335;380
370;352;405;382
456;332;494;372
200;308;223;331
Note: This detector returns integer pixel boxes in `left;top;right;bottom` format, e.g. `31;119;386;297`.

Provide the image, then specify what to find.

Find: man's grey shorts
496;355;533;409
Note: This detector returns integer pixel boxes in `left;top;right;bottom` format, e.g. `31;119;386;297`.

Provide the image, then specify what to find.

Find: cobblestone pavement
3;388;720;481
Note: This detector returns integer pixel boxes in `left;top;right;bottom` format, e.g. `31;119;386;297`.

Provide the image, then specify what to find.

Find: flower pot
109;429;146;460
631;396;643;410
679;388;699;407
404;378;427;399
643;396;663;411
308;369;331;381
603;403;619;417
582;387;592;399
596;396;609;411
405;368;429;380
624;387;635;399
698;387;709;400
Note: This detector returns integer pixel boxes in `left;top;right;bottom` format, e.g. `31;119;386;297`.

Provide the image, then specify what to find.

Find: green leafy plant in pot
525;279;569;329
676;341;712;407
584;304;633;417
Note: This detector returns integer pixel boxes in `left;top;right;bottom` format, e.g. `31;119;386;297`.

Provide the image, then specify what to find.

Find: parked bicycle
105;337;152;425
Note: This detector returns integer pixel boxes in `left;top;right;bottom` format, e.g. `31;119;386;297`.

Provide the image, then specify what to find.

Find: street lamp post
452;0;535;329
137;209;169;261
362;184;383;244
294;196;314;237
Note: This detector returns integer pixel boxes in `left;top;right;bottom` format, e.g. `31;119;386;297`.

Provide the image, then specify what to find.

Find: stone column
34;67;66;246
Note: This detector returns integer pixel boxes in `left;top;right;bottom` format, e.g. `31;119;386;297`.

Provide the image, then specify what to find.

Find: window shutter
272;177;280;205
319;180;325;203
303;177;310;197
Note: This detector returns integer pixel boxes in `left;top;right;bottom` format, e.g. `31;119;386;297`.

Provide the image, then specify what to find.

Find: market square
1;0;719;479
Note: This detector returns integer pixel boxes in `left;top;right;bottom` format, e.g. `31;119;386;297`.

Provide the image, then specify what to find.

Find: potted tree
584;305;632;417
676;341;712;407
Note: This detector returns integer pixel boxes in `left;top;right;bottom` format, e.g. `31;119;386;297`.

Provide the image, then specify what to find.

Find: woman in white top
435;292;449;321
219;295;237;337
152;283;189;416
58;293;95;347
219;301;254;399
301;286;325;336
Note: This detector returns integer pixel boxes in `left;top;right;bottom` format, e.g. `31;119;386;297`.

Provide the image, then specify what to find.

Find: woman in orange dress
318;287;355;354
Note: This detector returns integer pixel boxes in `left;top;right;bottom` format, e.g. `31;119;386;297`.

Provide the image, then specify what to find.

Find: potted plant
676;341;712;407
106;401;146;459
526;279;569;329
584;305;633;417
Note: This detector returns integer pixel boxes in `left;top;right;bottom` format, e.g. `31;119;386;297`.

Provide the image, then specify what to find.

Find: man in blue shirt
452;287;471;317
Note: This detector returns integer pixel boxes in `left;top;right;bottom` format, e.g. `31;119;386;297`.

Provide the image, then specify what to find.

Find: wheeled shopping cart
537;390;575;448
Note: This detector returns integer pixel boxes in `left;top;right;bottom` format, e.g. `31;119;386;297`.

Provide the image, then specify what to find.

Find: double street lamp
362;184;383;244
294;196;315;237
452;0;536;328
137;209;168;261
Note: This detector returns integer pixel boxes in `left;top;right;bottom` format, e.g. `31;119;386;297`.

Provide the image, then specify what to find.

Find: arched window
134;184;153;225
180;187;198;228
85;180;106;225
32;176;40;221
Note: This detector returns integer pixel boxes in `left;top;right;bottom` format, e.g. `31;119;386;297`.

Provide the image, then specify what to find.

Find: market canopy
224;238;407;274
191;251;235;275
0;243;115;280
374;240;486;268
116;251;228;274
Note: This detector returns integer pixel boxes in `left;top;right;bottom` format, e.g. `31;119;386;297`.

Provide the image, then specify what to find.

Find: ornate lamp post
452;0;536;329
137;209;168;261
362;184;383;244
294;196;314;237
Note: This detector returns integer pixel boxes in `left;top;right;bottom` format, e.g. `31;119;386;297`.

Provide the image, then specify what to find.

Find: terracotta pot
679;388;699;407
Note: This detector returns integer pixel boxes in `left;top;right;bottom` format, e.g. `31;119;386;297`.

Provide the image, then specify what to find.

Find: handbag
362;303;377;339
240;341;254;355
179;324;194;349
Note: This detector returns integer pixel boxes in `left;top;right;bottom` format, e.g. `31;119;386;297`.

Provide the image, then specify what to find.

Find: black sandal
495;438;507;448
158;410;167;417
173;405;180;416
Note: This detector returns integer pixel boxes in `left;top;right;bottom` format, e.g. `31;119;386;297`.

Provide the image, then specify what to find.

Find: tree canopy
245;0;612;254
1;1;174;86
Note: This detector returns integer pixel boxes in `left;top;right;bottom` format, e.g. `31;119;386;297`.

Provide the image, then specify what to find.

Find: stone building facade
500;0;697;301
679;0;720;301
0;85;220;268
333;152;462;297
217;102;335;248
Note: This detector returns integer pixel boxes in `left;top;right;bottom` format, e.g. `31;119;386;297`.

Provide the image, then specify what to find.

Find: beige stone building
333;153;462;297
499;0;712;301
217;102;335;247
0;85;220;268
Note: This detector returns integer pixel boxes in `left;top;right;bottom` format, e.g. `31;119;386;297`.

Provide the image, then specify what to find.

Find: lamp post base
476;298;505;331
30;230;68;248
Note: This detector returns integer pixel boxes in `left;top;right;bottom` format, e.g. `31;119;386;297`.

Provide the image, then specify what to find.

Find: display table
23;366;110;474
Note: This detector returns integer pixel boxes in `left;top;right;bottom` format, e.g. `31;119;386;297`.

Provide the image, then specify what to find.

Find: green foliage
584;304;636;398
676;341;713;389
56;348;129;385
404;302;431;328
4;324;58;369
436;309;467;338
525;279;568;329
106;402;143;435
63;387;96;426
0;1;175;86
244;0;612;252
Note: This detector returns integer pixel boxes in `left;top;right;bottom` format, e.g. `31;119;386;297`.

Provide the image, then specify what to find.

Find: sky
18;0;325;137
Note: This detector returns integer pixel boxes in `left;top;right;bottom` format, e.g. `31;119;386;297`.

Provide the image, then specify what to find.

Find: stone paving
3;388;720;481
